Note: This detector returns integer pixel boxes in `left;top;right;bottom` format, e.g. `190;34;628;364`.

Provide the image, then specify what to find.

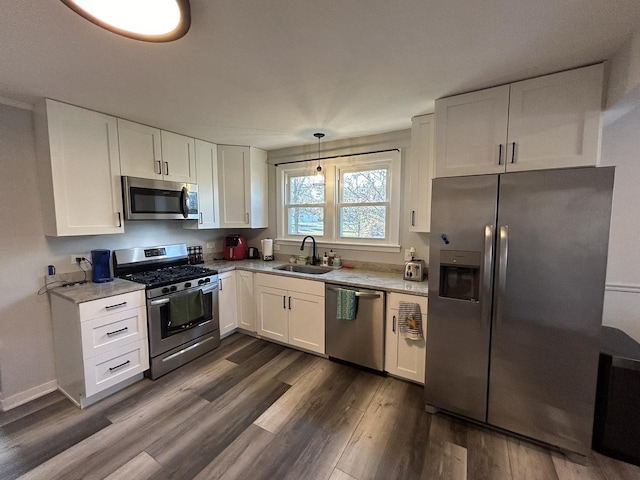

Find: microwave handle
181;187;189;219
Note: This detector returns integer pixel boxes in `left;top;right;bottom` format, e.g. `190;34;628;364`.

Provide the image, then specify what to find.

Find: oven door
147;281;219;358
123;176;199;220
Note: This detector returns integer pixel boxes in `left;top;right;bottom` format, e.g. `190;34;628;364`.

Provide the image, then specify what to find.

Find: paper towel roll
261;238;274;260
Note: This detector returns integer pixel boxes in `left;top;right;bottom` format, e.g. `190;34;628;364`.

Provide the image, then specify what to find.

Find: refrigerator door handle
495;225;509;329
481;225;494;328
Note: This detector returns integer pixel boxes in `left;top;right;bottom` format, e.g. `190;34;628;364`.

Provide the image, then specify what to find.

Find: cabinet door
385;293;427;384
160;131;196;183
506;64;603;172
434;85;510;178
408;114;434;232
217;145;250;228
256;285;288;343
36;99;124;236
236;270;255;332
117;119;162;180
185;139;219;229
289;291;325;354
218;272;238;336
249;147;268;228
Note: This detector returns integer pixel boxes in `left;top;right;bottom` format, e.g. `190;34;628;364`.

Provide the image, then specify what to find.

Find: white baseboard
0;380;58;412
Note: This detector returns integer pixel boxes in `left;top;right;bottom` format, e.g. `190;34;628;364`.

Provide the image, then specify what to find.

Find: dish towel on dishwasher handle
398;301;423;340
336;288;358;321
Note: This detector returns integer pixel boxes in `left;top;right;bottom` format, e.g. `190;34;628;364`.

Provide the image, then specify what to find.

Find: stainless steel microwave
122;176;199;220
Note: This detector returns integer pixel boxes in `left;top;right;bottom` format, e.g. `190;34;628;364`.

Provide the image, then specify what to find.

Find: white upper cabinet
506;64;604;171
160;131;196;183
408;114;435;232
34;99;124;236
434;64;604;177
435;86;510;177
117;119;162;180
217;145;268;229
184;139;219;230
118;119;196;184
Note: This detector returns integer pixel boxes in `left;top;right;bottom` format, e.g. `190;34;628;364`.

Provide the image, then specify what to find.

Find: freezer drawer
325;284;385;371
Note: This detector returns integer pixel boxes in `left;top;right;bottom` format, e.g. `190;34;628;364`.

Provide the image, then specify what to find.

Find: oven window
161;289;213;338
130;187;182;214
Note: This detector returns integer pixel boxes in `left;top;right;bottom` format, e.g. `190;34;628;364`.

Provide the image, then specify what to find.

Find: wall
0;103;241;409
601;27;640;342
266;129;430;266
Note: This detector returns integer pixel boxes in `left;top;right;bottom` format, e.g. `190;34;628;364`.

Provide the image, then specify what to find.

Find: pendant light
313;132;325;186
61;0;191;42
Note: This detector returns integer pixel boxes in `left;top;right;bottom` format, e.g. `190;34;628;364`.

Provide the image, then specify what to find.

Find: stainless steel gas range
113;244;220;379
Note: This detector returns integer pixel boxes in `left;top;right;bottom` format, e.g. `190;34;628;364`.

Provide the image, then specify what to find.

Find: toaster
404;259;426;281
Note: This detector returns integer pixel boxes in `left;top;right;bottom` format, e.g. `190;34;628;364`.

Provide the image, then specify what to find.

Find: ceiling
1;1;640;151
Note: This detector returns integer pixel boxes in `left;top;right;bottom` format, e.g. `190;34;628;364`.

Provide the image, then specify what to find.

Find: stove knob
204;277;211;283
198;279;205;285
162;287;170;294
185;282;191;288
170;285;177;292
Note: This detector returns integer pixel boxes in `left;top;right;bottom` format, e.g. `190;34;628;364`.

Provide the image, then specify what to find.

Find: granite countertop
49;277;145;304
49;259;428;304
205;259;429;297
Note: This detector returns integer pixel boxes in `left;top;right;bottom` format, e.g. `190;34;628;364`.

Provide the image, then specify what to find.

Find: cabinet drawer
79;290;145;321
81;306;147;359
256;273;324;296
84;340;149;397
388;292;428;312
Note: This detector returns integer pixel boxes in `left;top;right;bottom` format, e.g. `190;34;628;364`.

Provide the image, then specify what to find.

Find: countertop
49;260;428;304
49;277;145;304
205;259;429;297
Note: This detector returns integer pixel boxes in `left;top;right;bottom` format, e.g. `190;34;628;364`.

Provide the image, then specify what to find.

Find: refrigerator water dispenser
439;250;480;301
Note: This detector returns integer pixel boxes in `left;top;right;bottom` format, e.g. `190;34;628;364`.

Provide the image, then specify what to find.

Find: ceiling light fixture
313;132;325;186
61;0;191;42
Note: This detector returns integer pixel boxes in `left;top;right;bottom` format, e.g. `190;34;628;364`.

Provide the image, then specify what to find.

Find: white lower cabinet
50;290;149;408
236;270;255;332
385;292;427;384
255;273;325;354
218;271;238;337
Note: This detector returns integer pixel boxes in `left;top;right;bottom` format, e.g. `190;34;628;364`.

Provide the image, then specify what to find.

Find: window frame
276;151;401;252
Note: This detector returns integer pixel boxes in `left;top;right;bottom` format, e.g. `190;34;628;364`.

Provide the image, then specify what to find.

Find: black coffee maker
91;249;113;283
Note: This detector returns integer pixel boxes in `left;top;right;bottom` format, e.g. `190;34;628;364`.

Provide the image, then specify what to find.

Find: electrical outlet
274;243;280;251
205;242;216;250
404;248;413;261
70;254;90;265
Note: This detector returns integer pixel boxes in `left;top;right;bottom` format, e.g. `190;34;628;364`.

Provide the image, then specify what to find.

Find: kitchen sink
273;264;333;275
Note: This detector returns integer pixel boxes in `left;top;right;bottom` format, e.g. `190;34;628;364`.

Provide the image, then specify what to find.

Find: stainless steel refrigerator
425;167;614;455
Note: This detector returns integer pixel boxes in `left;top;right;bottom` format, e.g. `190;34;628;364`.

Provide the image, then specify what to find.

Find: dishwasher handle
326;286;381;299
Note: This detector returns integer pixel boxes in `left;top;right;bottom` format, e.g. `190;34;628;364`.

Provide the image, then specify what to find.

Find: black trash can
593;327;640;466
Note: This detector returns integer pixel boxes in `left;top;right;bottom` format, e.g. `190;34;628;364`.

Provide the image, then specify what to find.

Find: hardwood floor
1;333;639;480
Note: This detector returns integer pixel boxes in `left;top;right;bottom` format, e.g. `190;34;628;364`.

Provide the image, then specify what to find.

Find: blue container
91;249;113;283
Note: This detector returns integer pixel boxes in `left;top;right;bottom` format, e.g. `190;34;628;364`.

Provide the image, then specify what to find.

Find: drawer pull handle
109;360;131;372
393;315;396;333
106;327;129;337
105;301;127;311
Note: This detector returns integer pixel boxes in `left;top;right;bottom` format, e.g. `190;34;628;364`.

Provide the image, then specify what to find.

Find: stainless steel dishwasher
325;284;385;371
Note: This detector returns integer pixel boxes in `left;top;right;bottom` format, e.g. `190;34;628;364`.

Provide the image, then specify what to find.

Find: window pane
288;207;324;235
340;206;386;239
289;175;324;204
342;169;387;203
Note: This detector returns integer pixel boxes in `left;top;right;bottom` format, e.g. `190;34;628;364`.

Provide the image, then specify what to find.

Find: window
277;151;400;251
286;173;324;236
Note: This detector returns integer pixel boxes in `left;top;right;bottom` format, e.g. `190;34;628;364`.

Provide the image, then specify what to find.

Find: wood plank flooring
1;333;639;480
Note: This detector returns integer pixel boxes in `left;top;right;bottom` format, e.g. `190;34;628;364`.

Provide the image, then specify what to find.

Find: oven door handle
149;282;218;306
150;298;170;306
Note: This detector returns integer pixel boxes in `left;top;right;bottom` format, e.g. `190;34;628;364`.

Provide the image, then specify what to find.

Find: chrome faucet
300;236;317;265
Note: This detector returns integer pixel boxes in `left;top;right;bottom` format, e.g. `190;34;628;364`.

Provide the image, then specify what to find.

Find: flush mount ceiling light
61;0;191;42
313;132;325;186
